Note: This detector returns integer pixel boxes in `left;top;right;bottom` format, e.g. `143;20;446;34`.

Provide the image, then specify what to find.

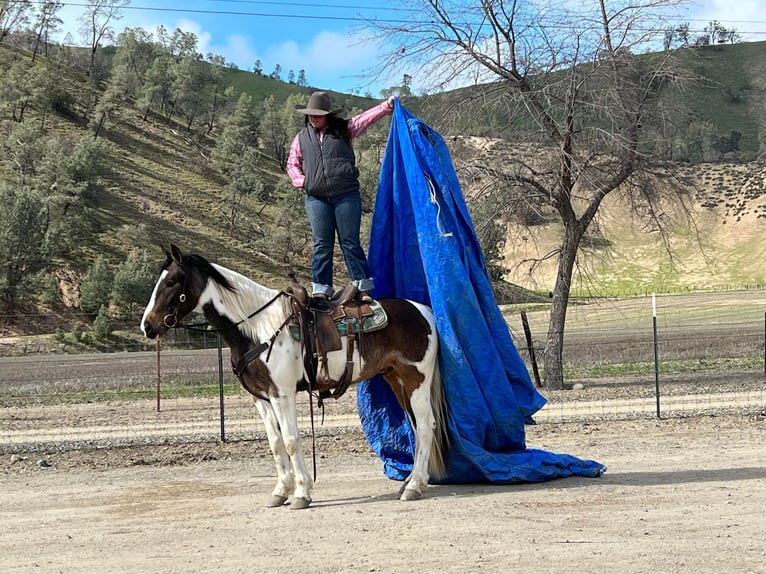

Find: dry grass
493;157;766;294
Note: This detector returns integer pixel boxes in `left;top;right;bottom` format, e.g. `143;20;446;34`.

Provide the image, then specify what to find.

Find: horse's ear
170;244;184;266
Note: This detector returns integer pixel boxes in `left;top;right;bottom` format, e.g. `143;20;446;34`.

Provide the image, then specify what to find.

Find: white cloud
264;30;383;92
220;34;257;68
50;4;389;93
688;0;763;39
173;18;211;52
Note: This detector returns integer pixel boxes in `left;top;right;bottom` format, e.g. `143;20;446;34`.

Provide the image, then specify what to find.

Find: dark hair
304;114;352;147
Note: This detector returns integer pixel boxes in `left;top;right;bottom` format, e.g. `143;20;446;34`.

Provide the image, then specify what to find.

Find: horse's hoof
290;497;311;510
266;495;288;508
400;489;422;501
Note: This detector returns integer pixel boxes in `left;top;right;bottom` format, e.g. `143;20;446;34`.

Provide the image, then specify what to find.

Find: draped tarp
356;102;606;483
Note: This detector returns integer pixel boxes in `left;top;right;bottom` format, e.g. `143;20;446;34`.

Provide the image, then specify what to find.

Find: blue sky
54;0;766;97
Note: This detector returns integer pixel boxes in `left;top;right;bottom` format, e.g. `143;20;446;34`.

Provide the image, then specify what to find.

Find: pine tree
79;256;113;314
92;304;112;342
110;249;155;321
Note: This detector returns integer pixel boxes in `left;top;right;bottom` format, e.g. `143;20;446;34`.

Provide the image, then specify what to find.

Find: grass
1;381;243;407
503;191;766;296
563;356;763;380
504;289;766;382
673;42;762;153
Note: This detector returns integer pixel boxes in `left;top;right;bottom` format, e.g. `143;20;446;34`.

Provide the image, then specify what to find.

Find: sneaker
358;291;372;304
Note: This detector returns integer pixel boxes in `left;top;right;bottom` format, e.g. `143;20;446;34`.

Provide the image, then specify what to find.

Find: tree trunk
32;31;43;62
543;225;582;389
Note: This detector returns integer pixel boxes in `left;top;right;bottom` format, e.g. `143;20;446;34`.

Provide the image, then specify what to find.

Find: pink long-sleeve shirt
286;101;393;189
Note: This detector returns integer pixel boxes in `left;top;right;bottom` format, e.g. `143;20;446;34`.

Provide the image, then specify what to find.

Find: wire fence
1;292;765;453
510;291;766;421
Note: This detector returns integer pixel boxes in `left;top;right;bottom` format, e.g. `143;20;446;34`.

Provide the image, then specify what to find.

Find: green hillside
223;67;377;112
415;40;766;159
670;40;766;156
2;37;766;338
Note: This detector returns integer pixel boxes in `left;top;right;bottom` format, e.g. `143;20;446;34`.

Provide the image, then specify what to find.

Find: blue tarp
356;102;606;483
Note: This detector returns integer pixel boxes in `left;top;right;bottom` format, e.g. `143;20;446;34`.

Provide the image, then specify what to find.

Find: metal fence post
520;311;542;388
653;294;661;419
217;334;226;442
156;339;161;413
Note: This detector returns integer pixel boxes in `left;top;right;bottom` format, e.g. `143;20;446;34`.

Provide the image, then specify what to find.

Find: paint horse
140;245;448;509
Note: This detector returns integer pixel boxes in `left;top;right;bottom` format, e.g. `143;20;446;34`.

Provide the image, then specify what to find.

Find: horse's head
140;245;208;339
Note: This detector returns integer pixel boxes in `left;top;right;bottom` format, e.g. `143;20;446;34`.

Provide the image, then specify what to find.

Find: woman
287;91;395;302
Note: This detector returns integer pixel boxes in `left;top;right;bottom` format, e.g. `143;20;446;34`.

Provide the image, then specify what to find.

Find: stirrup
358;291;372;304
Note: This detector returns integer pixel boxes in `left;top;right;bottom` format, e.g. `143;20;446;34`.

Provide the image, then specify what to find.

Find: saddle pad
289;302;388;341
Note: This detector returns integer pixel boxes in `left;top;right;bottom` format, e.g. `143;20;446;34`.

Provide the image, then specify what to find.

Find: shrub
92;305;112;342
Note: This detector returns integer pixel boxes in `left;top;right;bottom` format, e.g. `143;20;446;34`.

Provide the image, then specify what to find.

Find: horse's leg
254;398;294;507
270;392;314;510
399;375;437;501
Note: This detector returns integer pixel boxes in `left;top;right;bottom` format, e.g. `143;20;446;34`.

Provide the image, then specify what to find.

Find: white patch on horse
405;382;437;495
320;336;369;380
197;264;290;344
140;269;168;336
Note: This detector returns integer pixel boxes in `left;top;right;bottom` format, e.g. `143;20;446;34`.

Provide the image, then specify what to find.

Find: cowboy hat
294;91;343;116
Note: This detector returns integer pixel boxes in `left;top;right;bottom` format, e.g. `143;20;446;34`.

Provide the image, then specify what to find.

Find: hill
2;38;766;340
450;135;766;295
415;40;766;160
501;164;766;296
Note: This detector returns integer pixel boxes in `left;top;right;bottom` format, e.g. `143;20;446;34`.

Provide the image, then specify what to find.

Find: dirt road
2;415;764;574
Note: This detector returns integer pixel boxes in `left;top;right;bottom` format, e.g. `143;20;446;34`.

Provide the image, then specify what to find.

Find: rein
164;290;287;333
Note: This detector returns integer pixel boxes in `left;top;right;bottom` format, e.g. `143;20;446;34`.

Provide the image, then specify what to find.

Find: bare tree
31;1;63;61
0;0;33;44
369;0;695;389
260;93;304;171
78;0;130;77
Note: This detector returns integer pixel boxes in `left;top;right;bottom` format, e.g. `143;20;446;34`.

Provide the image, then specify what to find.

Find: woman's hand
387;96;396;109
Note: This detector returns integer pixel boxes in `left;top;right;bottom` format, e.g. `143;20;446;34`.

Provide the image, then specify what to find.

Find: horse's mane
161;252;236;293
178;251;287;342
189;254;238;293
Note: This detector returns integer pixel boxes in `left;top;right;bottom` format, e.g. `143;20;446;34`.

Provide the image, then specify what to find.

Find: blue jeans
304;192;373;296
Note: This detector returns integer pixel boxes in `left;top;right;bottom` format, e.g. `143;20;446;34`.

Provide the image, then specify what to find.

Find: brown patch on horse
360;299;432;367
233;350;277;400
381;362;427;421
356;299;432;411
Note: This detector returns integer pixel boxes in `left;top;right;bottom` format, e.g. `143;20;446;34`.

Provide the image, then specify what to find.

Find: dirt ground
2;414;765;574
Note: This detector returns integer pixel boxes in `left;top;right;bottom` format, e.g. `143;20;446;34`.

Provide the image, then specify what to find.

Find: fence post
653;294;661;419
520;311;542;388
217;334;226;442
156;339;161;413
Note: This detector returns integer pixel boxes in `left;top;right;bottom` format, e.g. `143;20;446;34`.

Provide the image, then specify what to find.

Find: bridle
162;267;192;329
160;274;297;377
162;292;187;328
156;263;293;334
165;285;290;334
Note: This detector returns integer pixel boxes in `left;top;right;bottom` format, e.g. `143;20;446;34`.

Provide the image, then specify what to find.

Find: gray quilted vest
298;125;359;198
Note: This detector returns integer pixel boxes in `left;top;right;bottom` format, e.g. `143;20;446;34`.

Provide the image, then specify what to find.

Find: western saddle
285;276;387;404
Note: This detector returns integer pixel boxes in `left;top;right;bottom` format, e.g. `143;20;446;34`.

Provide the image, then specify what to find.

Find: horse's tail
428;360;450;480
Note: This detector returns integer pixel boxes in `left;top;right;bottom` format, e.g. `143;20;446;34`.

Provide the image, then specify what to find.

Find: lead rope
308;383;317;482
293;296;319;483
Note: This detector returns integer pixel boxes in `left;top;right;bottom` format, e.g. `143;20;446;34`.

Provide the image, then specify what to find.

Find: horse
140;245;449;509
